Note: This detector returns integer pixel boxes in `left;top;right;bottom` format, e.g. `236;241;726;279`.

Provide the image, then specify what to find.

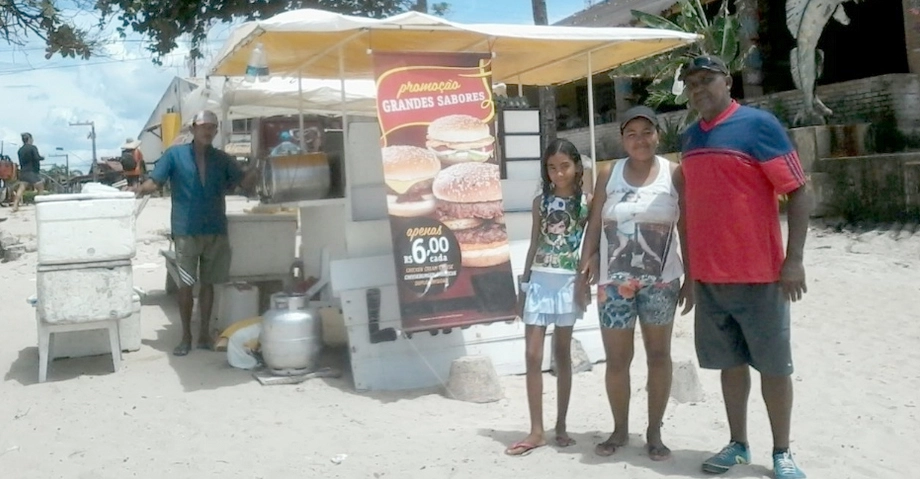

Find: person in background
580;106;690;462
133;110;258;356
12;132;44;213
678;55;811;479
121;138;145;187
269;131;302;157
506;138;591;457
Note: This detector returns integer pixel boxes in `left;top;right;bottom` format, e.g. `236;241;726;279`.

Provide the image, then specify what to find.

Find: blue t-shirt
150;143;243;236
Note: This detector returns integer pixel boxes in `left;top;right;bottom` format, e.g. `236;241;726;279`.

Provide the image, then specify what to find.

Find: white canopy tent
207;9;700;161
181;76;377;121
175;76;377;150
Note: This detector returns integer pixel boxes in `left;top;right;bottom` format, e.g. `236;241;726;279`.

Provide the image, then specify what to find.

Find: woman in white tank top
579;106;692;461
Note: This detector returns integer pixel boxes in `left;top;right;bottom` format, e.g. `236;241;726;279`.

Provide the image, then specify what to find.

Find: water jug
245;43;269;82
259;292;322;376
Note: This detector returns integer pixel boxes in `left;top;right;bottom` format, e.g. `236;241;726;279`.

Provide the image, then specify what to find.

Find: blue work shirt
150;143;244;236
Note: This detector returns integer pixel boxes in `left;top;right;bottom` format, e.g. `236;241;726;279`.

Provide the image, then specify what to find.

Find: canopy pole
298;71;306;151
339;46;349;150
217;78;228;148
339;45;352;222
587;51;597;172
517;76;523;97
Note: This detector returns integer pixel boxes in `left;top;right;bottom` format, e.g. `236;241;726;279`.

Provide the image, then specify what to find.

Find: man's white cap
192;110;219;126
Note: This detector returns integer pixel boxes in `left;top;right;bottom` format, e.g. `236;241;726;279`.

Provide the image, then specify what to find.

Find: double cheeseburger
432;162;510;268
381;145;442;217
426;114;495;166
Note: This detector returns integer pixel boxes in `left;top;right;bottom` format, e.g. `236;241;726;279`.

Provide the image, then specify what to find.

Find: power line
0;50;194;76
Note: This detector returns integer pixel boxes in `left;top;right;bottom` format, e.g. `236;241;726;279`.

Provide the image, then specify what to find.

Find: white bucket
216;282;260;334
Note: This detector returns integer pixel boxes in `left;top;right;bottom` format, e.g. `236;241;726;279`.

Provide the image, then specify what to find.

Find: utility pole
70;121;97;181
53;147;70;178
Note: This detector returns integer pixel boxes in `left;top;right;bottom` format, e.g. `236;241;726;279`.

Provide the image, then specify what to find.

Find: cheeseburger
432;162;509;268
426;114;495;165
381;145;442;217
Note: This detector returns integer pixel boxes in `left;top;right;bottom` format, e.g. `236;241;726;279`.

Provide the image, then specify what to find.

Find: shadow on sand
478;428;772;478
4;346;118;385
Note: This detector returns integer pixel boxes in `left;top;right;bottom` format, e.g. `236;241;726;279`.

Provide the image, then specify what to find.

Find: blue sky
0;0;589;168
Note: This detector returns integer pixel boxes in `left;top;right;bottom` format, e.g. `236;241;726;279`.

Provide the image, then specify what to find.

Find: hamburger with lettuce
425;114;495;166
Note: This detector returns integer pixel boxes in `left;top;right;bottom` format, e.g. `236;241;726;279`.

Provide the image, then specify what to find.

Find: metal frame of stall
208;10;699;391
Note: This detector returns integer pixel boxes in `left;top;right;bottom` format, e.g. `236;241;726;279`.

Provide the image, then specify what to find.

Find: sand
0;198;918;479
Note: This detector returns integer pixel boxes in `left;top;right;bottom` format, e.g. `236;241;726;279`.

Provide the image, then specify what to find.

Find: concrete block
670;359;705;404
445;355;503;403
550;336;592;375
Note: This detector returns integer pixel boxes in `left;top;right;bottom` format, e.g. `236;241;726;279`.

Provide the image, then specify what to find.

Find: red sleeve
760;151;806;195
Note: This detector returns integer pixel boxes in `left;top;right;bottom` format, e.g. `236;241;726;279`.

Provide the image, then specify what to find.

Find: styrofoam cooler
50;292;142;359
35;192;137;265
37;259;135;324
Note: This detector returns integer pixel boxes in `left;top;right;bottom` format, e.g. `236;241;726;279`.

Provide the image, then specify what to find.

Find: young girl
506;138;591;457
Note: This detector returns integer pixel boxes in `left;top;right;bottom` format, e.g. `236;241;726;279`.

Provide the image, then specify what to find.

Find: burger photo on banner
374;51;517;333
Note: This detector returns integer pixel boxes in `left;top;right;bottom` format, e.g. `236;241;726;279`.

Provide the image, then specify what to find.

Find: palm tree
612;0;750;116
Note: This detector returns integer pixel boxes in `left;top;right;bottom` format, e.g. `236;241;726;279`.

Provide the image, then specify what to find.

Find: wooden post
532;0;557;142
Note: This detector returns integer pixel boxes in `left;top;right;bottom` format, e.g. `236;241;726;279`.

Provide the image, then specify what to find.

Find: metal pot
259;292;322;376
260;152;331;203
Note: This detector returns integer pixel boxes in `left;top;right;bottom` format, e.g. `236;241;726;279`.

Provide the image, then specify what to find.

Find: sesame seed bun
432;162;502;204
459;242;510;268
426;115;491;144
381;145;441;182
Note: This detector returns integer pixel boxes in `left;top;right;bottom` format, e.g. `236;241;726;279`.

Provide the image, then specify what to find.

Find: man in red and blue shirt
675;55;810;479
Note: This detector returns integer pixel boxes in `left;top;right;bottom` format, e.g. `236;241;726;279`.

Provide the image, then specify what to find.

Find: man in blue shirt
135;110;258;356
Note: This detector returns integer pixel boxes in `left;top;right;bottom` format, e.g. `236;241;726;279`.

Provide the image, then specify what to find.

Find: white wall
138;78;200;165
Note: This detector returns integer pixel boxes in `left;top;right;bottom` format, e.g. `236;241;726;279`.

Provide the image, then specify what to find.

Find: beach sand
0;198;917;478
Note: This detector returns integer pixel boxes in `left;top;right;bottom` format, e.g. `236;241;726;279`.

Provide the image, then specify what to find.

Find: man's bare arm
134;178;160;197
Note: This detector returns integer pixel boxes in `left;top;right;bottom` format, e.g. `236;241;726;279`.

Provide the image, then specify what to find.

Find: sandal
555;435;576;447
595;440;619;457
505;441;543;457
647;443;672;461
173;342;192;356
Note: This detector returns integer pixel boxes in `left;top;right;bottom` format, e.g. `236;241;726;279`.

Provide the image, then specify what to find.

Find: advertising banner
373;52;516;333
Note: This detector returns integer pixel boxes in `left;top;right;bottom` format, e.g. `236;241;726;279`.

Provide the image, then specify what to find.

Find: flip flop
595;440;619;457
555;435;577;447
505;441;543;457
173;342;191;356
646;443;671;461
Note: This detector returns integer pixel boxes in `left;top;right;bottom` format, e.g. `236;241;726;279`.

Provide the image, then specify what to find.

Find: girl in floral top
505;138;591;457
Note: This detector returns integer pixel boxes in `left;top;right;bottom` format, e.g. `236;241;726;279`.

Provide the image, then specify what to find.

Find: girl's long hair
540;138;584;219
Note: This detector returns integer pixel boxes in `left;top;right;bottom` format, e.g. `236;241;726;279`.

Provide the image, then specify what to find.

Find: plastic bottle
245;43;269;82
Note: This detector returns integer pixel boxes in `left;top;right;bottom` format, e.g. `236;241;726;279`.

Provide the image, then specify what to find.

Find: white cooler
35;192;136;265
50;292;142;359
37;259;135;324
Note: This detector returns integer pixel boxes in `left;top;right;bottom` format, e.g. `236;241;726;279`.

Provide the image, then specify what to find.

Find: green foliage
611;0;751;114
431;2;450;16
658;117;683;153
95;0;417;64
1;1;450;63
0;0;100;59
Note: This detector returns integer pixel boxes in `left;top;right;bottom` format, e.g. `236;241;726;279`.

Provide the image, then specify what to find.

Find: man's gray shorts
694;282;793;376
